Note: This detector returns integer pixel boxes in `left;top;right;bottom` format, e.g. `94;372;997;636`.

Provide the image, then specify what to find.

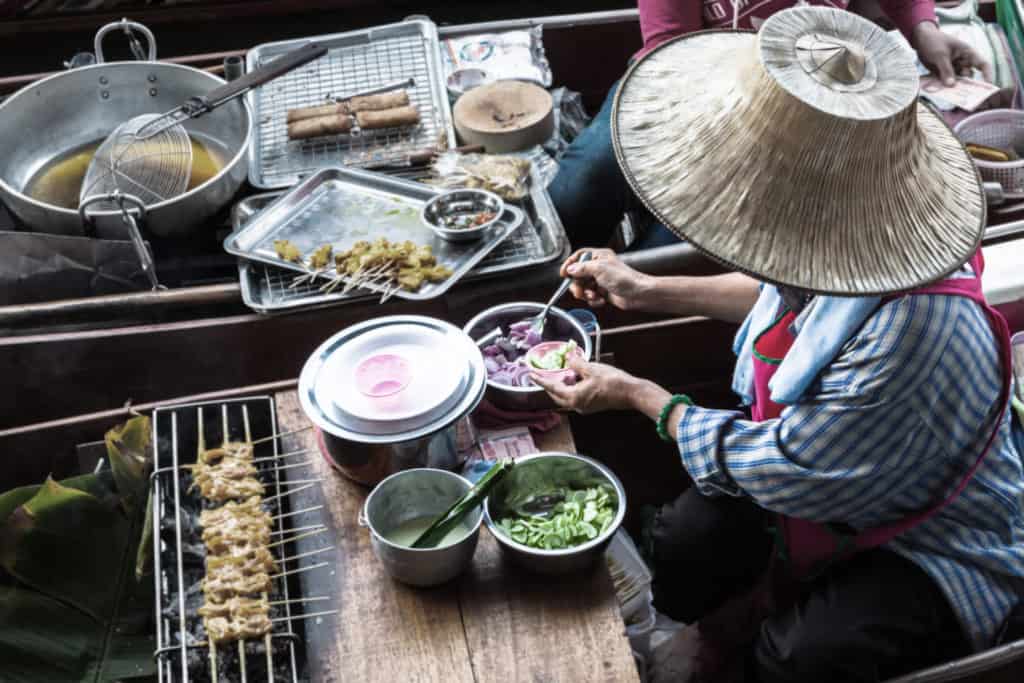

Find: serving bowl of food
483;452;626;575
463;302;595;412
362;468;483;586
421;188;522;243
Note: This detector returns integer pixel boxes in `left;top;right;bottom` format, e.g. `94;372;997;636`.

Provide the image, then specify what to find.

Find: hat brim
611;29;985;296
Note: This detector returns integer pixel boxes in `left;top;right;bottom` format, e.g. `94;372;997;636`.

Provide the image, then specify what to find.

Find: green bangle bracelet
657;394;693;443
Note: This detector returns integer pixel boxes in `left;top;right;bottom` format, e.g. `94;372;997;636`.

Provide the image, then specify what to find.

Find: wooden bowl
453;80;554;153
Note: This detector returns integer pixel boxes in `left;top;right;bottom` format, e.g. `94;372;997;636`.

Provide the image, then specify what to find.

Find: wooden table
275;391;639;683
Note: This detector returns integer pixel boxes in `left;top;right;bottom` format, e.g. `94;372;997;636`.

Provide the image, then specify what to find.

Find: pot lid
299;316;486;443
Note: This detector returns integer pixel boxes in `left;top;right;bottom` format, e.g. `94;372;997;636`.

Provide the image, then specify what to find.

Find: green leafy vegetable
497;485;616;550
528;340;578;371
0;415;156;682
412;460;513;549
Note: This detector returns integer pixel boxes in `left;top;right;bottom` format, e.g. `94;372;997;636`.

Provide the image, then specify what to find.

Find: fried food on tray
287;102;349;124
273;239;302;262
287;113;354;140
331;238;451;292
204;612;273;645
309;244;333;270
355;105;420;130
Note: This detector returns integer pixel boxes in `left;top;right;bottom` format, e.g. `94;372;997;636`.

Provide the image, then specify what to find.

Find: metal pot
483;452;626;575
462;302;596;412
362;468;482;586
0;19;251;240
300;315;487;487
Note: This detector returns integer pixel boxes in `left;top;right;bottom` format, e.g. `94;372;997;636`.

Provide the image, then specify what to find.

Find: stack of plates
299;316;486;443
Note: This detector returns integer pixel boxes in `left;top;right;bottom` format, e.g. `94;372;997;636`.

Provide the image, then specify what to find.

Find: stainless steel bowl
421;188;505;243
363;468;482;586
446;68;489;100
483;453;626;575
463;302;593;411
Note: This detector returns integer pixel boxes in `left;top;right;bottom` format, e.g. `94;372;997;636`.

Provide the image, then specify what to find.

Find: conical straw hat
612;6;984;295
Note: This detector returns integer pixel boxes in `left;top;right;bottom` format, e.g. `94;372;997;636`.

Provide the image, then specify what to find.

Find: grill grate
152;397;334;682
248;22;454;189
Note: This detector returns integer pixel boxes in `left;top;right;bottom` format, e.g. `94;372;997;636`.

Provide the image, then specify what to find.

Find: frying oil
383;515;472;548
25;135;227;209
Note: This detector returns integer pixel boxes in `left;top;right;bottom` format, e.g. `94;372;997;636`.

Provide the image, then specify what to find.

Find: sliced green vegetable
529;340;578;370
497;485;616;550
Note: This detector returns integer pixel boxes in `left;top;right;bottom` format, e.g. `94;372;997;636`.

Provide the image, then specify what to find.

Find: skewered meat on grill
203;524;272;555
194;475;265;502
197;595;269;621
202;569;273;602
204;612;274;645
199;496;269;528
198;442;253;465
206;546;279;576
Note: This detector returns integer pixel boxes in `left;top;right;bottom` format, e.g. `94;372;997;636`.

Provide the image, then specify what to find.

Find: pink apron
751;251;1014;579
694;252;1014;682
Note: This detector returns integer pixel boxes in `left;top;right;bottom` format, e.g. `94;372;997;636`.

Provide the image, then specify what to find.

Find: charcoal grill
151;396;336;682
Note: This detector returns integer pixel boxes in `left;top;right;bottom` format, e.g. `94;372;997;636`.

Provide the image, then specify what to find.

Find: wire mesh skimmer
79;41;327;290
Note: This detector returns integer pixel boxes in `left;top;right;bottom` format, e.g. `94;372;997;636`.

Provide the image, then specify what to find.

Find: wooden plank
274;391;476;683
273;390;636;682
459;414;639;683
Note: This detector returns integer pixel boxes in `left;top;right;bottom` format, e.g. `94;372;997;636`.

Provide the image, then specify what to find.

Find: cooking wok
0;19;253;240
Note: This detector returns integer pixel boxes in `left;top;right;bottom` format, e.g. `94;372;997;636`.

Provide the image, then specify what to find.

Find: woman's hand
529;357;643;414
912;21;992;86
561;248;653;311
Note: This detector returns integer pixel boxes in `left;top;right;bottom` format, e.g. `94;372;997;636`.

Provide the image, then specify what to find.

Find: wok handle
79;193;163;291
200;42;328;110
94;18;157;64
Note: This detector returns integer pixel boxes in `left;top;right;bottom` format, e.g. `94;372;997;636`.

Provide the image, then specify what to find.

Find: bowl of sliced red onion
463;302;593;411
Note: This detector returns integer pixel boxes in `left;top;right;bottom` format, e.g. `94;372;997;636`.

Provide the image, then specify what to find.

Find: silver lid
299;315;485;443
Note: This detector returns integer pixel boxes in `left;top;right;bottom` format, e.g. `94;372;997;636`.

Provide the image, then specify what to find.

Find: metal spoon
530;251;593;335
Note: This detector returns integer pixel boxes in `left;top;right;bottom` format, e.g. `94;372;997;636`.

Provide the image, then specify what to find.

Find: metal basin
0;61;251;239
483;452;625;575
363;468;482;586
463;302;593;412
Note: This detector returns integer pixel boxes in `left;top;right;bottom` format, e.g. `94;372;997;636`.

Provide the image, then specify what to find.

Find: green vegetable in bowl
497;485;616;550
528;340;578;371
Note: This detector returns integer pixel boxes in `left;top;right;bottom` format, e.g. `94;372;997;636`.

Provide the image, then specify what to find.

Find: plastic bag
442;26;553;87
544;87;593;160
429;152;533;200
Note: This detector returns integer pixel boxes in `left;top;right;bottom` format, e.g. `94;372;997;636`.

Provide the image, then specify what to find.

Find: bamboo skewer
267;527;328;549
243;406;274;683
251;426;312;446
251;448;314;464
198;407;220;683
270;595;330;607
272;561;330;580
272;609;338;623
270;523;324;536
279;546;333;565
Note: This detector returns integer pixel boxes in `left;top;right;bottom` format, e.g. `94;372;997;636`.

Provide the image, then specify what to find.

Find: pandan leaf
104;415;152;515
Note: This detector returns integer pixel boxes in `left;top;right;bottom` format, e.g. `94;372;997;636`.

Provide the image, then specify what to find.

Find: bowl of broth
362;468;482;586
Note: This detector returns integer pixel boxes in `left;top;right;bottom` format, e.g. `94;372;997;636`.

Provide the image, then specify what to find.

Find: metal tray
233;175;567;313
246;19;456;189
224;166;518;302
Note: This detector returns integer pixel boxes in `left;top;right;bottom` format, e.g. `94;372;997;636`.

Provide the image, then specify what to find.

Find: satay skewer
242;407;275;683
197;408;221;683
251;426;312;446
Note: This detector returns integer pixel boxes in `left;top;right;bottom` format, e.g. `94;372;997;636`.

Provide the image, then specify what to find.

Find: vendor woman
531;7;1024;682
549;0;991;250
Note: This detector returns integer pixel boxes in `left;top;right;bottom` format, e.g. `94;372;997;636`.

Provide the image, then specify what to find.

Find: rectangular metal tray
245;19;456;189
233;175;568;314
224;166;517;302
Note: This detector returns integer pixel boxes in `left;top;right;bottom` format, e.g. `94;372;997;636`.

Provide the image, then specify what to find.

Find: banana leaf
0;415;156;682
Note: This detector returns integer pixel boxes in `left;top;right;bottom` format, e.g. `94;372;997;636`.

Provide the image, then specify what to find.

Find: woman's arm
638;0;704;54
633;272;762;323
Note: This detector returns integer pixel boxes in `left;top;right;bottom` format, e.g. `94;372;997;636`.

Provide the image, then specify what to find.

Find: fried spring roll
287;113;354;140
356;105;420;131
347;90;410;112
286;102;349;123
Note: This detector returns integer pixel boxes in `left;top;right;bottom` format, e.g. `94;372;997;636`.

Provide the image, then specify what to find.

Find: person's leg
751;549;971;683
548;81;632;249
648;488;773;624
627;221;682;251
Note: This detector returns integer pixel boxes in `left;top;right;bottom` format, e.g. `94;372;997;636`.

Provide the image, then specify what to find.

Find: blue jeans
548;81;680;251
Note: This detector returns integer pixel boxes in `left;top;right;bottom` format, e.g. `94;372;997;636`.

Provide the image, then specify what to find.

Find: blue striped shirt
677;292;1024;650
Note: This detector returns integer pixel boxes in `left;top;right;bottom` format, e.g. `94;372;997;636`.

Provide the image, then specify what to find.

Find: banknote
479;426;537;461
919;75;1000;112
